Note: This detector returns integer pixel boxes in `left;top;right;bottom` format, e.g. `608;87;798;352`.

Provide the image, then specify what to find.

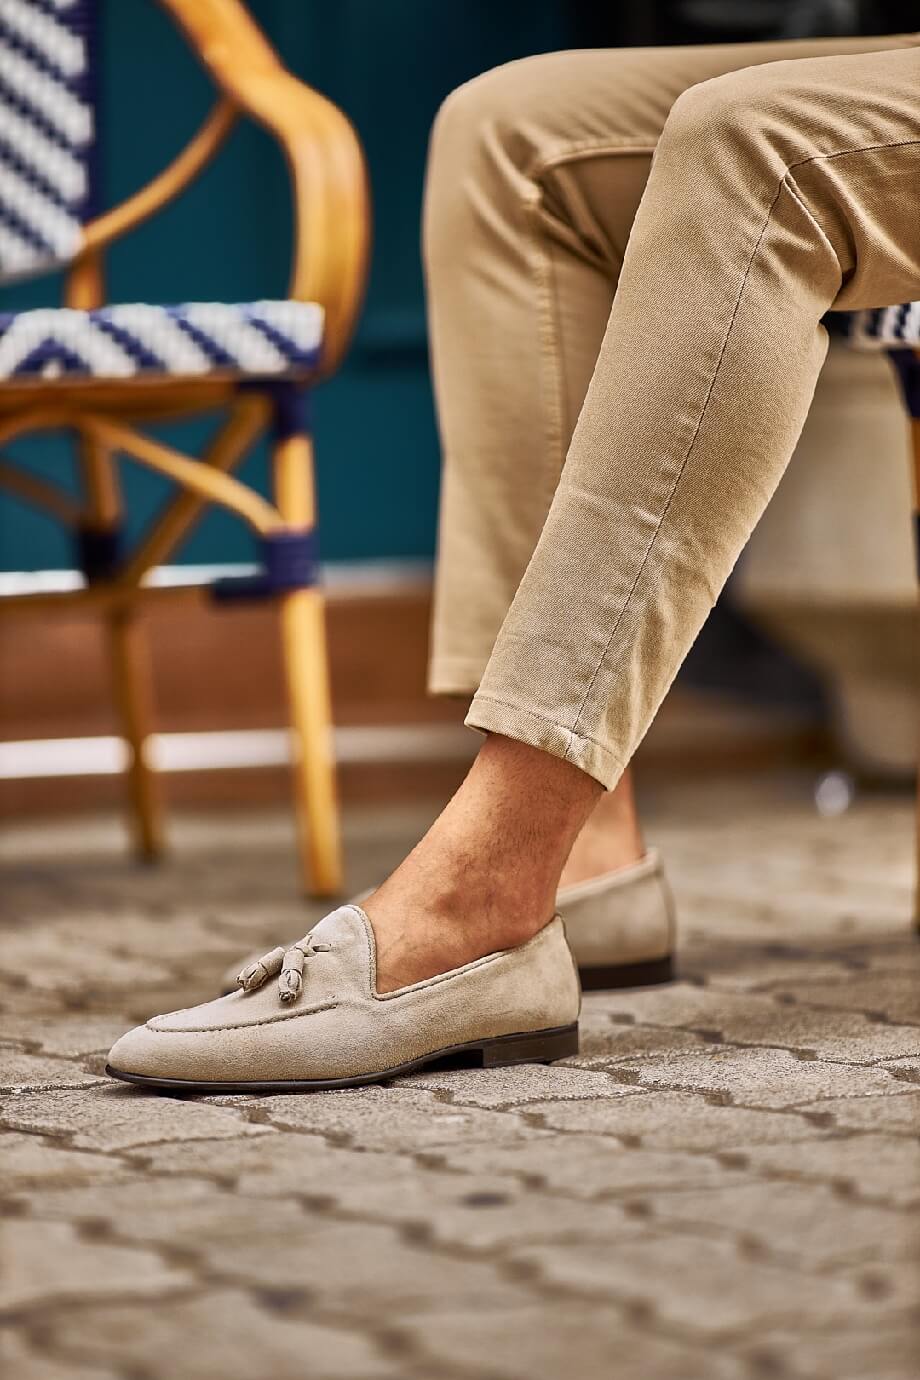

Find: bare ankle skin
363;734;602;992
558;768;645;890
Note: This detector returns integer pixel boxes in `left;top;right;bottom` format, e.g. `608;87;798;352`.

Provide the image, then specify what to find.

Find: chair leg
76;422;163;862
108;609;163;862
279;587;343;895
272;419;343;897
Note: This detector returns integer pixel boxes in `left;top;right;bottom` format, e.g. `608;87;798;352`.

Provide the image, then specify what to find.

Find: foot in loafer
107;737;657;1091
218;848;673;996
106;904;580;1092
217;766;675;996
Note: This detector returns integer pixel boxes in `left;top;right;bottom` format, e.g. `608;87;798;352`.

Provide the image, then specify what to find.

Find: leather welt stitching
372;947;511;1002
147;999;339;1034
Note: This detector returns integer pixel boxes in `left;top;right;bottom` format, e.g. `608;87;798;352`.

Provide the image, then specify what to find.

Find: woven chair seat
0;299;324;381
848;305;920;349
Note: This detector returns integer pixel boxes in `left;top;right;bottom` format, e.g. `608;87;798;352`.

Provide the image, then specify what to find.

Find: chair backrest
0;0;97;284
0;0;369;370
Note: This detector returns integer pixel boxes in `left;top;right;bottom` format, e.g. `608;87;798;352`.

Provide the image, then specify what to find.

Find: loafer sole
105;1021;579;1094
579;953;675;991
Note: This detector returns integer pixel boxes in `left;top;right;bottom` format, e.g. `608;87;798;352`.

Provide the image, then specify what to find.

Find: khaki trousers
424;33;920;788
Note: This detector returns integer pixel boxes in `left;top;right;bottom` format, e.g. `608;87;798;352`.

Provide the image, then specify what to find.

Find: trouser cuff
464;692;624;790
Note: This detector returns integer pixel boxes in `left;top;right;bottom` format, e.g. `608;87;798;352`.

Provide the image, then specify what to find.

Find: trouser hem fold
465;692;624;790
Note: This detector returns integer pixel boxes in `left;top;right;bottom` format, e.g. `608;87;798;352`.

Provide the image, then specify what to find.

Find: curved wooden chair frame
0;0;372;895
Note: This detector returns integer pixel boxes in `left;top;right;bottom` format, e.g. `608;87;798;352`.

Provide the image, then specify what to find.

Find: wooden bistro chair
0;0;369;895
847;305;920;931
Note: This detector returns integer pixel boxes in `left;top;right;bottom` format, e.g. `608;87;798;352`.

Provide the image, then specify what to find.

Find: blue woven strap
75;523;122;582
211;529;320;603
237;379;313;438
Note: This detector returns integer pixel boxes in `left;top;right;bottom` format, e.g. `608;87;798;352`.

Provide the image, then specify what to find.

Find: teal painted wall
0;0;577;572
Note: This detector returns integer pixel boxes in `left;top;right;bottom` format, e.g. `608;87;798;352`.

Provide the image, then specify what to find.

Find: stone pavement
1;774;918;1380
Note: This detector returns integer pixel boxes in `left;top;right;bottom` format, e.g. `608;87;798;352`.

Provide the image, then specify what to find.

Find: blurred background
1;0;917;842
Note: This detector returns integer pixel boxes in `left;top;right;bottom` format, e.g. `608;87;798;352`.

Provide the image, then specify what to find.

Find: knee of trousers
657;60;848;191
423;58;541;264
657;67;782;179
656;65;852;291
427;53;565;168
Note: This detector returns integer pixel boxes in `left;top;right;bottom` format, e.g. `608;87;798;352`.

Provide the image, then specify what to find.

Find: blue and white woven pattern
0;299;325;379
0;0;95;282
849;305;920;349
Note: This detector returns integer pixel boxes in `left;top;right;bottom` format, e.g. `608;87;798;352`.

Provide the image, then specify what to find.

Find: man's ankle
370;870;554;944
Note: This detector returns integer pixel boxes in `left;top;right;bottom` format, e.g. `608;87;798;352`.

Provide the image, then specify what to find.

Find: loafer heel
557;850;677;988
579;953;675;991
479;1022;579;1068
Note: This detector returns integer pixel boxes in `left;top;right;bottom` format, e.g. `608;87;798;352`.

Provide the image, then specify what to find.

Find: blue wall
0;0;577;571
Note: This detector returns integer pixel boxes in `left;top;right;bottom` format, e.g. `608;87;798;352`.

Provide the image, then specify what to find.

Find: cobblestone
196;1216;539;1317
0;1014;135;1059
740;1322;920;1380
630;1045;902;1106
238;1084;562;1150
593;983;920;1061
1;1219;192;1312
403;1061;633;1106
639;1179;913;1268
769;972;920;1025
428;1135;758;1198
0;1133;141;1191
796;1089;920;1133
0;1085;272;1150
509;1231;873;1334
317;1167;649;1252
520;1089;834;1146
734;1130;920;1205
398;1304;746;1380
573;1017;709;1060
1;776;918;1378
31;1290;404;1380
0;1050;106;1091
0;1331;120;1380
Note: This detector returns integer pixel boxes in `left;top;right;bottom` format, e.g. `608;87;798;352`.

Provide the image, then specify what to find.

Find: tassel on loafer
106;905;581;1093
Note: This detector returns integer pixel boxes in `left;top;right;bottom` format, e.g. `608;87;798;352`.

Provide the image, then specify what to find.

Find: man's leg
368;37;920;990
108;37;920;1090
423;33;913;886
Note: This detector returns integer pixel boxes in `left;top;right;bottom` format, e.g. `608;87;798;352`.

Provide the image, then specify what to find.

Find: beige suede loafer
219;849;675;997
106;905;580;1093
557;848;676;991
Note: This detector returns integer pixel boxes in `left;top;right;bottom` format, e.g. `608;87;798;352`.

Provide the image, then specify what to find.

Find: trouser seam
526;140;657;182
564;183;788;751
566;132;920;751
785;133;920;179
781;174;837;258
